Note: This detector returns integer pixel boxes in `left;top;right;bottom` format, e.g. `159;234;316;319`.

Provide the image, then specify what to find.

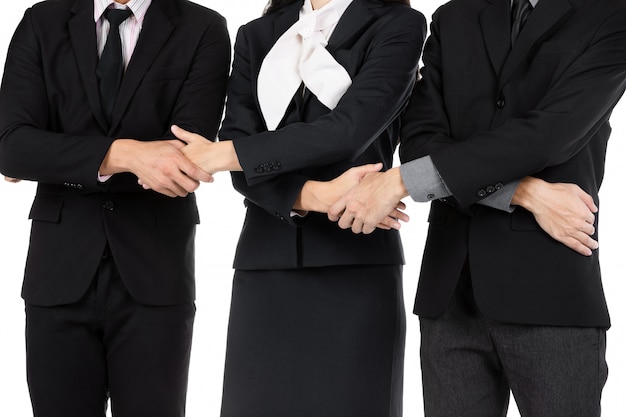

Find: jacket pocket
28;195;64;223
510;208;541;231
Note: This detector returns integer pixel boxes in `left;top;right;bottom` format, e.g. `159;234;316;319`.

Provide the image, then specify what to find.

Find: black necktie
96;8;132;125
511;0;532;45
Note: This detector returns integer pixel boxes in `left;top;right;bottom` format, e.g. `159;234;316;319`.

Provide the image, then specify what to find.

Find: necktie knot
104;8;132;29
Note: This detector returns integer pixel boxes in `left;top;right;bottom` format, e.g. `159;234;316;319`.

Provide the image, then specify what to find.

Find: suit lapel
109;0;176;132
326;0;376;53
69;0;108;132
499;0;575;86
480;0;512;76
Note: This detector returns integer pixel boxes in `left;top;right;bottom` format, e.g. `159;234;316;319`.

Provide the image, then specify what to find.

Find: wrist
216;141;242;172
100;139;136;176
511;176;543;210
388;167;409;201
296;180;328;213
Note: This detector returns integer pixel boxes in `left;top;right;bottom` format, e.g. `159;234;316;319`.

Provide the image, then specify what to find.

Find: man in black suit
0;0;229;415
329;0;626;415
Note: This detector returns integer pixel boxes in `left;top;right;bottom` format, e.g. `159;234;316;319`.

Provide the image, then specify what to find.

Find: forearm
0;125;114;188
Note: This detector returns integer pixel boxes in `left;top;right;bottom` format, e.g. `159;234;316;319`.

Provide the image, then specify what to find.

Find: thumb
354;162;383;180
171;125;199;145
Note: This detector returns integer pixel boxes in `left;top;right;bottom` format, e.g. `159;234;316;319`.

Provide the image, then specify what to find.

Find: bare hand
328;167;409;234
512;177;598;256
297;163;409;230
100;139;213;198
4;177;21;183
172;125;242;173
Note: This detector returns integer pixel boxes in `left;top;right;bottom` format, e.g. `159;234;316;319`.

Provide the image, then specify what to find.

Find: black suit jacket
218;0;426;270
400;0;626;327
0;0;230;306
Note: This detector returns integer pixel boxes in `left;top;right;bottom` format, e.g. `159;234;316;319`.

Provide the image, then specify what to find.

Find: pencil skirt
220;264;405;417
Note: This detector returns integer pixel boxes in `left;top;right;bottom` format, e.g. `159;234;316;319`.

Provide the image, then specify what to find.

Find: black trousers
221;265;405;417
419;270;608;417
25;250;195;417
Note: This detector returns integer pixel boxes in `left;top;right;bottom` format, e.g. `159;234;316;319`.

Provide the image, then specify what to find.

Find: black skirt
220;264;405;417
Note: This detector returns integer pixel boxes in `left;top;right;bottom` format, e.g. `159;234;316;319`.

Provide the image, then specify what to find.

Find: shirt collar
94;0;152;26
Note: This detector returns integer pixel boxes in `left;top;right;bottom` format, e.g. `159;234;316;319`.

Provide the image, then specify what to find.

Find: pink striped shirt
94;0;152;68
94;0;152;181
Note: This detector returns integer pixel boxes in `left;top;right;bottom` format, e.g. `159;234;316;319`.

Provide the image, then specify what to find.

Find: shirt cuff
98;173;112;183
400;156;451;202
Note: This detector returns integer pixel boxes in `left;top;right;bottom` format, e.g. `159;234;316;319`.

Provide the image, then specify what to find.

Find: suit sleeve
399;11;457;163
218;26;309;225
0;9;115;190
412;9;626;208
230;9;427;186
165;12;230;142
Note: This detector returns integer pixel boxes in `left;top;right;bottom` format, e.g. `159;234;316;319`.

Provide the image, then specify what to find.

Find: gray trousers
419;272;608;417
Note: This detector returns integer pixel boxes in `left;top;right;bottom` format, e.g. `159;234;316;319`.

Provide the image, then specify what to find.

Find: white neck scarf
257;0;354;131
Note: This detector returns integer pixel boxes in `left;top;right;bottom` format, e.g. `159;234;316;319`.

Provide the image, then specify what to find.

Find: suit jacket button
103;201;115;211
272;162;281;171
496;99;505;109
255;165;264;173
477;189;487;198
486;186;495;194
427;193;435;200
495;183;503;190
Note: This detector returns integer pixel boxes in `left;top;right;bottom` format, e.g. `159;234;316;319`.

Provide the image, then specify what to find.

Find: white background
0;1;624;416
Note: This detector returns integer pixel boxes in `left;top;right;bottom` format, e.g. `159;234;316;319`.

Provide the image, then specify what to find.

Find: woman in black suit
173;1;426;415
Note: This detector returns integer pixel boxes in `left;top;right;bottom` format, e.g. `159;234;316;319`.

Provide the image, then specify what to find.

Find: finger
395;201;407;210
177;157;214;182
564;238;592;256
184;165;214;183
171;125;200;145
4;176;20;183
361;222;377;234
337;211;356;230
376;223;392;230
351;219;365;234
171;173;200;194
577;221;595;236
576;189;598;213
149;184;177;198
328;200;347;222
379;216;401;231
573;230;599;251
168;180;191;197
388;209;409;223
352;162;383;180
